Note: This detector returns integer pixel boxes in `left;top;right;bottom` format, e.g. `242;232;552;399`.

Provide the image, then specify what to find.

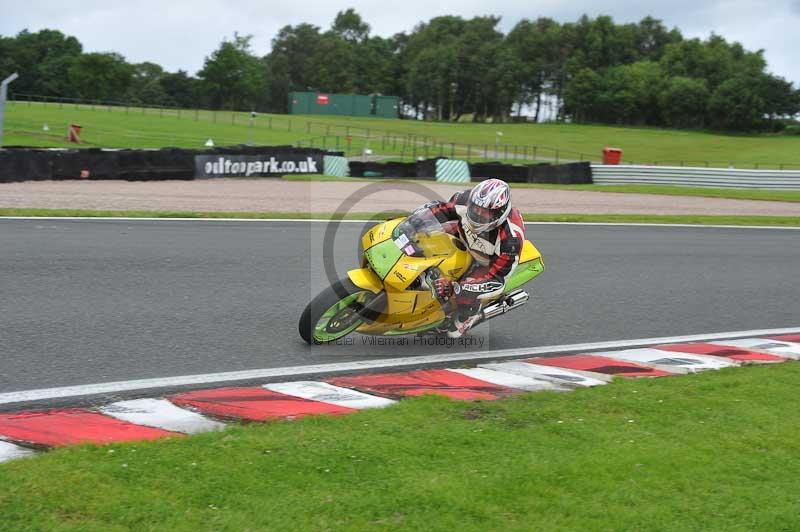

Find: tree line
2;10;798;132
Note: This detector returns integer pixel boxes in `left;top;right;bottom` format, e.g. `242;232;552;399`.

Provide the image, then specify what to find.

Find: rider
421;178;524;338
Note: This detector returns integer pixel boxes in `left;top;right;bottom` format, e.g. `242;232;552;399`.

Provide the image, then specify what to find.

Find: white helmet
464;179;512;233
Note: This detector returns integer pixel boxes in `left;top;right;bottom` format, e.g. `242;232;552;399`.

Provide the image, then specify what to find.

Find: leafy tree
659;77;709;128
331;9;370;43
67;52;134;101
198;33;265;110
758;74;800;120
8;29;83;96
159;70;199;108
708;76;766;130
269;23;322;92
128;62;165;104
564;68;602;122
308;32;355;93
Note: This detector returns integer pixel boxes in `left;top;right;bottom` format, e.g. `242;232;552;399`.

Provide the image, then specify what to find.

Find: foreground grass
6;100;800;167
0;208;798;226
1;364;799;531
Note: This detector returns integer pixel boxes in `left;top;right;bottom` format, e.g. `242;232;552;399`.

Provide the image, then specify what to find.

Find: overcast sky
1;0;798;84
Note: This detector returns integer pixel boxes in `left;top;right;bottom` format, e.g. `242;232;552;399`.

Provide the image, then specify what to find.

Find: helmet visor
467;203;501;226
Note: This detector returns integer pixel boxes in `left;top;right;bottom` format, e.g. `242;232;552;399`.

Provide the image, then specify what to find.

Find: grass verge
0;208;798;226
1;363;799;531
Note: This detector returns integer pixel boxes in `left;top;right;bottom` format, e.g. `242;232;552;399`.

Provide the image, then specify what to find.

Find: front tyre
299;279;376;345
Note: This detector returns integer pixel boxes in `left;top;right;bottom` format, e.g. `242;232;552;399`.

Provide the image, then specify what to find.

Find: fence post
413;142;417;160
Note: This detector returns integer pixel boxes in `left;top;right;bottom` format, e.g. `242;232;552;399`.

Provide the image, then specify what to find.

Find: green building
288;92;399;118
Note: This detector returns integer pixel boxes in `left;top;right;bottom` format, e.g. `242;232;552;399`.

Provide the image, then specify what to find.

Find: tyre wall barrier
0;146;338;183
348;158;592;185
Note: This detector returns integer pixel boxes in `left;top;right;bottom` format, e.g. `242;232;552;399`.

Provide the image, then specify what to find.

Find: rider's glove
432;278;455;303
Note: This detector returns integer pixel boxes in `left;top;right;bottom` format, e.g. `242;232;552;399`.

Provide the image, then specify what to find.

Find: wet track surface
1;219;798;393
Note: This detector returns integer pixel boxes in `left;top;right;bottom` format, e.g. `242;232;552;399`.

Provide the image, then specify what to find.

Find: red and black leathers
425;190;525;310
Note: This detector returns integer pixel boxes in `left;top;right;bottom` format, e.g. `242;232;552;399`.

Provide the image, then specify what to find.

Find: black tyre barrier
0;146;338;183
347;157;592;185
471;161;592;185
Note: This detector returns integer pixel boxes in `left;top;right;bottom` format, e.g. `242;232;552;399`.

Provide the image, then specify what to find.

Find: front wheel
299;279;377;344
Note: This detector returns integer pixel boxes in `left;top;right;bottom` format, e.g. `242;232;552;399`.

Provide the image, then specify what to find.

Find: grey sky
1;0;797;84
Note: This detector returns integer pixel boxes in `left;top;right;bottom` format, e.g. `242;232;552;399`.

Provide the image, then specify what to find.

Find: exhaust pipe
480;289;529;321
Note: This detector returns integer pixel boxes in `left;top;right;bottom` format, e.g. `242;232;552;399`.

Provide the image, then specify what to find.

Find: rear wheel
299;279;376;344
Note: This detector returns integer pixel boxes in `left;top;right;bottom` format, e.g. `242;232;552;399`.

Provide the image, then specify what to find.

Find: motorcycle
299;209;544;344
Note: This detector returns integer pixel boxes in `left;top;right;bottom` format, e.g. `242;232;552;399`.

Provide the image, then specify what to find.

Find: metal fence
591;164;800;190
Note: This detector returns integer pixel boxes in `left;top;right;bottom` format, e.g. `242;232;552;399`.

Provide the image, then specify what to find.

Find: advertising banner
194;152;323;178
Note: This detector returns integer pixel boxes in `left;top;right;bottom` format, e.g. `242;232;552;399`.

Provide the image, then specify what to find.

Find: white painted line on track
99;398;226;434
447;368;568;392
0;441;36;463
1;217;799;230
1;327;798;406
263;382;395;410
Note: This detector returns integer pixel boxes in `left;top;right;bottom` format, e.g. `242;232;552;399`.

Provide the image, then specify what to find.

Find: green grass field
5;100;800;168
2;363;799;531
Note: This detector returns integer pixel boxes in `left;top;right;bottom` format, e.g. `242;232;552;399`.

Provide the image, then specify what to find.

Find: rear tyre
299;278;376;345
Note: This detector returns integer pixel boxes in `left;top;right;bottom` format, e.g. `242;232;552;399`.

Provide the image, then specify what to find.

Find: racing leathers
424;190;525;337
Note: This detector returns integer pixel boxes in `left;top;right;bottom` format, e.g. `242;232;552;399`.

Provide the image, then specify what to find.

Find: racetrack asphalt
1;219;798;394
